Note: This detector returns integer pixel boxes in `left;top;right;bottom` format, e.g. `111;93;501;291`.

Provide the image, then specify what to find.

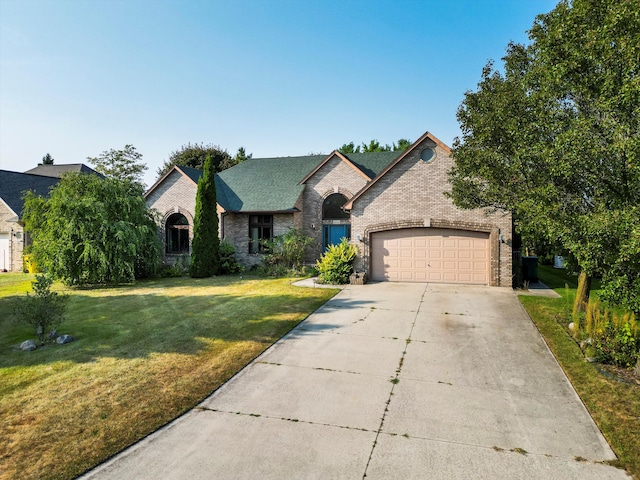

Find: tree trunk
573;271;591;317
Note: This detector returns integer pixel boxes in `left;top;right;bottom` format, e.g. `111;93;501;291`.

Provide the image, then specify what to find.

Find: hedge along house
145;131;513;286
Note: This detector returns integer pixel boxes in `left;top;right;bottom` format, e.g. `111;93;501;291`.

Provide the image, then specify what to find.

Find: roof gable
344;132;450;210
300;151;371;184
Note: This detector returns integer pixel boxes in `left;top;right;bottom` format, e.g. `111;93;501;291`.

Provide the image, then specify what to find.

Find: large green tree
23;173;161;285
87;145;148;186
448;0;640;313
155;143;246;180
189;154;220;278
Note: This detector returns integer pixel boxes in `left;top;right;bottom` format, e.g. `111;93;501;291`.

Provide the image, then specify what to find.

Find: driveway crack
361;283;429;478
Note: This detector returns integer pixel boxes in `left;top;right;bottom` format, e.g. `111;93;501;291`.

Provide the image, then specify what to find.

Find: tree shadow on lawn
0;288;346;368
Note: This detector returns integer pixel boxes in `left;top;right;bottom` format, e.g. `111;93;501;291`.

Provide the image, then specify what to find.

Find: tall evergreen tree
41;153;54;164
189;154;220;277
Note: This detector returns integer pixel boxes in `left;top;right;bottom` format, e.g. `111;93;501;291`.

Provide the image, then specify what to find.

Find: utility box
522;256;539;283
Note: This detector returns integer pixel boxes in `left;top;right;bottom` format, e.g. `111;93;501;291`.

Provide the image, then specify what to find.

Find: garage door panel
371;228;489;285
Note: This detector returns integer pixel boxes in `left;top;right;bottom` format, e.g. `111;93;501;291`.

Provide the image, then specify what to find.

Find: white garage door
370;228;489;284
0;233;9;271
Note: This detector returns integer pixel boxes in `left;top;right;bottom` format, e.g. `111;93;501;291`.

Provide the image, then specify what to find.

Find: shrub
316;238;358;285
595;320;638;368
13;274;69;345
219;240;242;274
190;154;220;278
158;255;190;278
571;298;639;368
262;229;314;276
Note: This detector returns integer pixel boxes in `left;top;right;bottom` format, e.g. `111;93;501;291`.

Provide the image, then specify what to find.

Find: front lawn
519;266;640;478
0;273;338;480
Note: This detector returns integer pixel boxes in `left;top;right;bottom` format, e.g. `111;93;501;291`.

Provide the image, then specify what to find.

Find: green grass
519;266;640;478
0;273;338;480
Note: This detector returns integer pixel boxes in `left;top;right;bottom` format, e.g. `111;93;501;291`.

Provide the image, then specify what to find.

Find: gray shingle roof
217;156;326;212
24;163;103;178
342;151;400;179
0;170;60;216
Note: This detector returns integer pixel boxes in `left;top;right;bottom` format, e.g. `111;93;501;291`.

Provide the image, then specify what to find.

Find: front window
166;213;190;253
249;215;273;253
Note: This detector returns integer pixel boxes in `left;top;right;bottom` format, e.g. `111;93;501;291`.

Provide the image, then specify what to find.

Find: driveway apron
81;283;629;480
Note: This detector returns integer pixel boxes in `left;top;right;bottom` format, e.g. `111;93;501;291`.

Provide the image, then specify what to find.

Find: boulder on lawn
56;334;75;344
20;339;37;351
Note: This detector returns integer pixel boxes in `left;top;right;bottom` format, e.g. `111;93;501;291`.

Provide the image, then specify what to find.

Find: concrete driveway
81;283;629;479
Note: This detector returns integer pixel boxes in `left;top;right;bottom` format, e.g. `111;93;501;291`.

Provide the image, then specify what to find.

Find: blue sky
0;0;559;188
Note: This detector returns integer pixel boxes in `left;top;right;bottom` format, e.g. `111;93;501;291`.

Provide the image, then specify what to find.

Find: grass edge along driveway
519;266;640;479
0;274;338;480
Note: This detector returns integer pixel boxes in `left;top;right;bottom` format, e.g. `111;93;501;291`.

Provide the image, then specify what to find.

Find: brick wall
222;212;295;268
350;138;513;287
300;154;369;262
145;170;198;263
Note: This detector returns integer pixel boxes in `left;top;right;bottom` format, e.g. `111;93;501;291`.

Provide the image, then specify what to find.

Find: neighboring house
0;164;101;272
24;163;103;178
145;132;513;286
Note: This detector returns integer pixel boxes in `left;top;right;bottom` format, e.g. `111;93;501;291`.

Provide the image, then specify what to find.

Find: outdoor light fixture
357;233;362;242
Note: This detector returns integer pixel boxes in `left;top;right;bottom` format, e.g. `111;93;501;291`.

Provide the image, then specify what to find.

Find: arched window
322;193;350;252
322;193;349;220
166;213;190;254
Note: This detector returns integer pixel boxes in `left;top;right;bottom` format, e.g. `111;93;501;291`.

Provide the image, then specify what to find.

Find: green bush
572;299;639;368
219;240;242;274
262;229;314;276
158;255;190;278
595;321;638;368
13;274;69;345
316;238;358;285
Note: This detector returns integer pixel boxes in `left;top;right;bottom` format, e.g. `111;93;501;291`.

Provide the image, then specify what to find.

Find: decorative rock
56;334;75;344
20;339;37;351
349;272;368;285
579;338;592;350
568;322;575;331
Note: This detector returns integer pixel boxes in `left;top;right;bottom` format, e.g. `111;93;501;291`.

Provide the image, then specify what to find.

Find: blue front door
323;224;350;252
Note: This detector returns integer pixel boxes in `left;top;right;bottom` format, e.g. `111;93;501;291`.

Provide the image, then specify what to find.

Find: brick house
0;165;102;272
145;132;513;286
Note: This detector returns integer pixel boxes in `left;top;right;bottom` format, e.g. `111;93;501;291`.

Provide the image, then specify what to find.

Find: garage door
370;228;489;284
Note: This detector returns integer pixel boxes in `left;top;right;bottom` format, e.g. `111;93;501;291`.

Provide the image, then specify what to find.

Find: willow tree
189;154;220;278
23;173;160;285
448;0;640;313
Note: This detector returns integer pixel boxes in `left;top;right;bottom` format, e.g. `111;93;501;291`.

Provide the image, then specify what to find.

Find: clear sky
0;0;559;188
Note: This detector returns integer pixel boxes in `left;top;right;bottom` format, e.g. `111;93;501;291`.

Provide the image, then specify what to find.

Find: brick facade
300;154;369;262
145;134;512;286
349;136;512;287
145;170;198;264
222;212;297;268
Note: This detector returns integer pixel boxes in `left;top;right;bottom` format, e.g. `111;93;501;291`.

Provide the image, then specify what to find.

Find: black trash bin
522;256;539;283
